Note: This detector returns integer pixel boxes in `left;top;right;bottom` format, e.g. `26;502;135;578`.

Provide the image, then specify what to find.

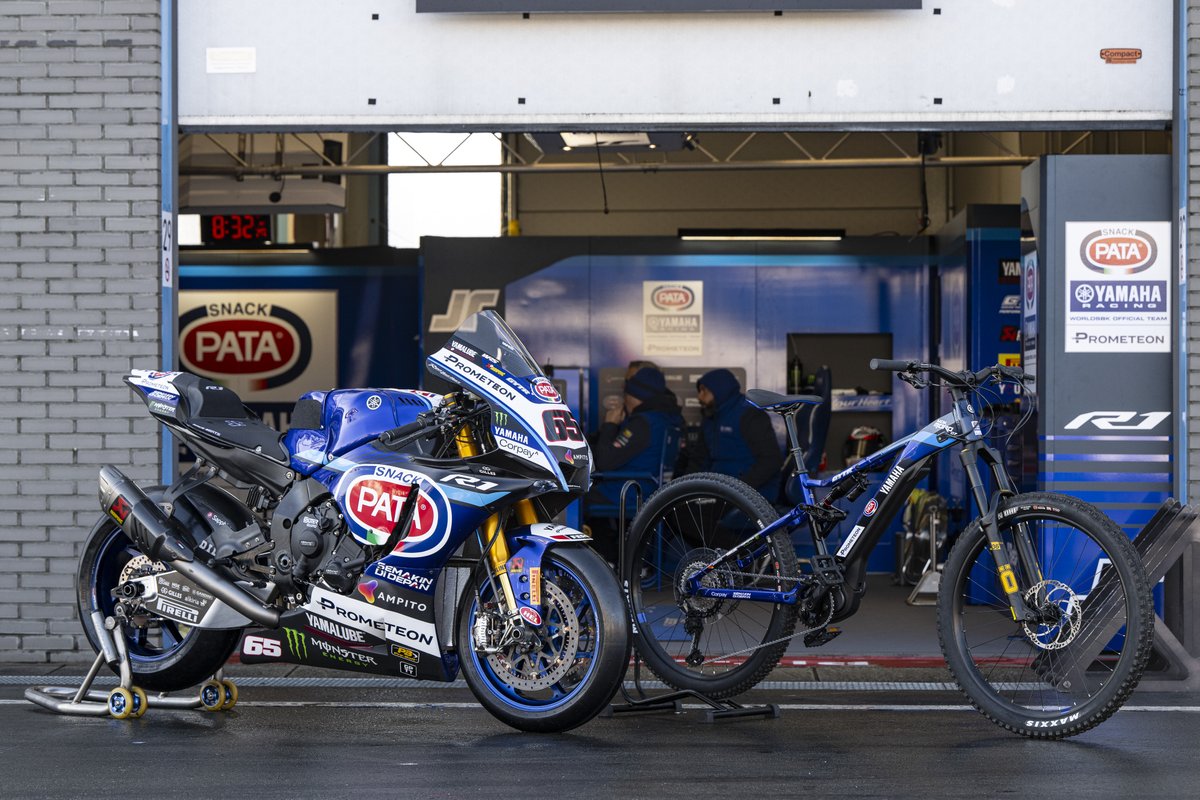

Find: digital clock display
201;214;272;245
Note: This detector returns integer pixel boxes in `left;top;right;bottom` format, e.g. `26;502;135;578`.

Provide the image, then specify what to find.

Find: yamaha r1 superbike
79;311;630;732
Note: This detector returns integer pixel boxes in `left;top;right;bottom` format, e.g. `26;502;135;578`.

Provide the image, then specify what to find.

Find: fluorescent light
560;132;652;148
679;228;844;242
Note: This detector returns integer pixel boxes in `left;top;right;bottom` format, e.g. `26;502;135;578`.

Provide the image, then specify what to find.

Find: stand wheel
130;686;149;719
199;680;225;712
220;680;238;710
107;687;134;719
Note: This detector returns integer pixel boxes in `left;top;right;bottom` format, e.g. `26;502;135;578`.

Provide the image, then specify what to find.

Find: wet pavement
3;664;1199;799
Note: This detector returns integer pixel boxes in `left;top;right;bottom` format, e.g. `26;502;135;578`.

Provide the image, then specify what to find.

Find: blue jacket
698;370;783;500
589;392;683;508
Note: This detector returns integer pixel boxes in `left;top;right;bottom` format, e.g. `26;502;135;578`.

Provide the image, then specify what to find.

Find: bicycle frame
685;389;1039;623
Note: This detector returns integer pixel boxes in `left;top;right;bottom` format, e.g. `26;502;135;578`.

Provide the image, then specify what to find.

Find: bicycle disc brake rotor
486;579;579;691
675;548;737;619
1021;579;1083;650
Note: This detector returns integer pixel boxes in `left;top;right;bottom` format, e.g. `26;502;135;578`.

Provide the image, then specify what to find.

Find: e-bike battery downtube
97;465;281;628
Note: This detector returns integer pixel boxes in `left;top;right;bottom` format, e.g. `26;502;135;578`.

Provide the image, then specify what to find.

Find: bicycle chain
705;600;835;664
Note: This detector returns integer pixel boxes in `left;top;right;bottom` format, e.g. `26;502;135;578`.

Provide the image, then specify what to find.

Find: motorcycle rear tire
77;510;241;693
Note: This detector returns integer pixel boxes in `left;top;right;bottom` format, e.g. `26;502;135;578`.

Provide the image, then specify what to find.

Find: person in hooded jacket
685;368;784;501
585;365;684;561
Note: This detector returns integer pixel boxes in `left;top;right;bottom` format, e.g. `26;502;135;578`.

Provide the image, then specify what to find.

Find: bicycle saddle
745;389;824;414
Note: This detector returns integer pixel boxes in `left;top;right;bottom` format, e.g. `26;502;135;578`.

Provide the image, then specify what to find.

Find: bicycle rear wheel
624;472;798;699
937;492;1153;738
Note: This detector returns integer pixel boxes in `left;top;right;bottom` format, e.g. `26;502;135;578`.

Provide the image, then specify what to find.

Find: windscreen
450;310;542;379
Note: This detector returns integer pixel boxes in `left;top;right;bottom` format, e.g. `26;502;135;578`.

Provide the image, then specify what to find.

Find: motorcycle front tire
456;544;630;733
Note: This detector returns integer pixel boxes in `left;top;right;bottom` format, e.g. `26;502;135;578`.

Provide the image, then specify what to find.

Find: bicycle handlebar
870;358;1030;389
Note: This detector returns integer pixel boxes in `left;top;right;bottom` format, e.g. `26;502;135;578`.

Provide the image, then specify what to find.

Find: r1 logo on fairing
1063;411;1170;431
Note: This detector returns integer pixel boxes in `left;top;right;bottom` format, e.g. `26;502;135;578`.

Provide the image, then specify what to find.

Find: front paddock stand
24;613;239;719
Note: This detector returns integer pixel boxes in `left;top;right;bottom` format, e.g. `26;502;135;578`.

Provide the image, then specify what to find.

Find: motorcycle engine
268;485;371;596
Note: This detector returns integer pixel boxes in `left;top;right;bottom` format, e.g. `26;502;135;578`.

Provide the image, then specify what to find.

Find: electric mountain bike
623;359;1153;738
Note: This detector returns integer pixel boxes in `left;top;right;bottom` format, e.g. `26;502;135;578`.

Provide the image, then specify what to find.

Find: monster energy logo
283;627;308;659
493;410;509;426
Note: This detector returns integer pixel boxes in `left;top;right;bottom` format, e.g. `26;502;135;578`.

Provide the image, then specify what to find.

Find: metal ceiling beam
180;154;1036;178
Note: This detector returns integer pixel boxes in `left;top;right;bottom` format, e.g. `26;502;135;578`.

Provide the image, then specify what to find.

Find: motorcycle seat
172;373;288;462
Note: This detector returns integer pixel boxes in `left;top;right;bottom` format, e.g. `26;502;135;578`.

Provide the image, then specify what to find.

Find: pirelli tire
456;544;630;733
937;491;1154;739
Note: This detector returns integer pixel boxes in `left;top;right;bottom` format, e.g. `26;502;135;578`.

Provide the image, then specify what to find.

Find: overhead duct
180;133;347;214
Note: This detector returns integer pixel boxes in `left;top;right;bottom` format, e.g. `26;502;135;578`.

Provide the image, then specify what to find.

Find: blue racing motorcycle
78;311;629;732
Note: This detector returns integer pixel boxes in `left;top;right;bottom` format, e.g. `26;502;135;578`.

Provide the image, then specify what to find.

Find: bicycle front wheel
937;492;1153;738
624;472;798;699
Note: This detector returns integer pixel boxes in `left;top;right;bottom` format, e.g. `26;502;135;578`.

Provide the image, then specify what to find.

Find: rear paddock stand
25;612;239;719
606;480;780;723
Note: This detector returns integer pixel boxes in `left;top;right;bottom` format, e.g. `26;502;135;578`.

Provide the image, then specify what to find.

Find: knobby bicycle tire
937;491;1153;739
624;472;799;699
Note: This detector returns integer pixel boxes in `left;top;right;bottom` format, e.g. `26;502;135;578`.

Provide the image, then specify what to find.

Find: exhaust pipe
98;465;281;628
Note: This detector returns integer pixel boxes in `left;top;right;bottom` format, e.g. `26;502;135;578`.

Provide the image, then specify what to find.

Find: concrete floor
2;677;1199;799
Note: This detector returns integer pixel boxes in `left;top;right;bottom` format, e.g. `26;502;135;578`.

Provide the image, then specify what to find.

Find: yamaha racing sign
179;290;337;402
1063;222;1170;353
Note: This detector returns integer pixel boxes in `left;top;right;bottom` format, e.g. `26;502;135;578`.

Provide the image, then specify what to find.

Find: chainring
485;578;580;692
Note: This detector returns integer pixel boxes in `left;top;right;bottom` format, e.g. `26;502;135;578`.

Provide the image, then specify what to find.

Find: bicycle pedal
809;554;844;587
803;626;842;648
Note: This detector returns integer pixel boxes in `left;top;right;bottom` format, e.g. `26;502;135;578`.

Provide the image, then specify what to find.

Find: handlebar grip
869;358;914;372
379;420;427;446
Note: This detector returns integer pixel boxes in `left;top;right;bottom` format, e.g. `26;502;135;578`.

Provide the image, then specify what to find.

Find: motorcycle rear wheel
456;545;630;732
77;508;241;693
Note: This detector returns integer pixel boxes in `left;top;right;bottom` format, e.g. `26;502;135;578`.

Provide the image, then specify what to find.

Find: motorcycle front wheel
456;545;630;733
77;509;241;693
937;492;1154;739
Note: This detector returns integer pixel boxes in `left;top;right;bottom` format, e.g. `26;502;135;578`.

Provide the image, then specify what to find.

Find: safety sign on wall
1063;221;1170;353
178;290;338;402
642;280;703;357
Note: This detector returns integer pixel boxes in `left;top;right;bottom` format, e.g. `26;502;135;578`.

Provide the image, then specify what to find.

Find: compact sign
417;0;920;10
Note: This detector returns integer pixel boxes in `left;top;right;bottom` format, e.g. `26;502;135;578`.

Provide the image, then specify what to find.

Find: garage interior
174;125;1175;662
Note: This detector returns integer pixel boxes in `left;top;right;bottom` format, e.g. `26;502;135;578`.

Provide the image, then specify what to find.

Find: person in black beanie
585;365;684;561
684;367;783;501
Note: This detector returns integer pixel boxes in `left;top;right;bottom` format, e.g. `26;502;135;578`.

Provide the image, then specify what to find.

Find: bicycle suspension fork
960;443;1039;622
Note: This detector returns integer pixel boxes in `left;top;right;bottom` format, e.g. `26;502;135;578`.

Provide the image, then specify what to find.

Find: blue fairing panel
284;388;440;475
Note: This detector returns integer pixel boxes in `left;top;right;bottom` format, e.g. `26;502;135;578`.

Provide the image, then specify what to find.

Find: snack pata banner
179;290;338;402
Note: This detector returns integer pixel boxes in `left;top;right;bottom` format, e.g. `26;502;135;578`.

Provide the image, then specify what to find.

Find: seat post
782;409;807;476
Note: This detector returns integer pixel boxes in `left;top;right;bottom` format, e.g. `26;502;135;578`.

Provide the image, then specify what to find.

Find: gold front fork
455;422;539;614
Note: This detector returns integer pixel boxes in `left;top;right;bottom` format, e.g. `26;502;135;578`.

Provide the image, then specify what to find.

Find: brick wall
0;1;161;663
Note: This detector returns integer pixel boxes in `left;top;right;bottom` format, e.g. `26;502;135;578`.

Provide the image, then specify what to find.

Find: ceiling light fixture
679;228;845;242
